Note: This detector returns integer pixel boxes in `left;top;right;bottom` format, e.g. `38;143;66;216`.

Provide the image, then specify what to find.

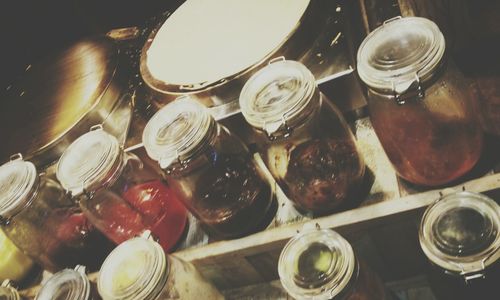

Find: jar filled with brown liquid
357;17;483;187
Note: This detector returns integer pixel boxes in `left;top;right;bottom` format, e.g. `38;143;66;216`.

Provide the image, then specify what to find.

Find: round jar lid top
239;59;317;135
420;191;500;274
0;281;20;300
36;266;90;300
278;228;355;299
142;97;214;169
98;236;167;300
56;128;121;196
0;157;38;220
357;17;445;93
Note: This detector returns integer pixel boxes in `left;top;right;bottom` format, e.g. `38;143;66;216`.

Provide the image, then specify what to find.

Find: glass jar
143;98;276;238
0;155;112;273
419;191;499;300
0;229;34;282
278;228;387;300
239;59;365;215
35;265;95;300
56;126;188;252
357;16;483;187
98;233;223;300
0;280;20;300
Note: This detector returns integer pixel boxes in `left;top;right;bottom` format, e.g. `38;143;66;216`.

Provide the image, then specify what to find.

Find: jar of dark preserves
35;265;95;300
239;59;365;215
0;155;112;272
279;228;387;299
56;126;187;252
357;17;483;187
143;98;276;238
419;191;499;300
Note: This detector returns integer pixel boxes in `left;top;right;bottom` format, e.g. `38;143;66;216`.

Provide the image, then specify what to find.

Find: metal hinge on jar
392;73;425;105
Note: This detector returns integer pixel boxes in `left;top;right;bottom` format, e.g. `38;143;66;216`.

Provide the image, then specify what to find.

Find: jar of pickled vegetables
357;17;483;186
278;228;387;299
56;126;187;252
143;98;276;238
36;265;95;300
98;233;223;300
0;280;21;300
0;229;33;282
239;59;365;215
419;191;499;300
0;155;112;273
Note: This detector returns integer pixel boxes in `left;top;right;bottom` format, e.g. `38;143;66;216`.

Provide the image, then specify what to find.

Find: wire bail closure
393;74;425;105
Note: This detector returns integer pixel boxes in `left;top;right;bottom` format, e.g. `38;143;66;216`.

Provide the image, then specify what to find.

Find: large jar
0;229;34;282
98;233;223;300
357;17;483;187
35;265;96;300
278;228;387;299
0;155;112;273
56;126;187;252
419;191;499;300
143;98;276;239
239;59;365;215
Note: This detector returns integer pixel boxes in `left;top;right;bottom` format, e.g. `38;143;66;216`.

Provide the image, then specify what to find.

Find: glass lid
56;127;121;196
142;97;215;169
278;228;355;300
0;156;38;220
35;266;90;300
0;280;20;300
239;59;318;136
98;235;168;300
419;191;499;274
357;17;445;93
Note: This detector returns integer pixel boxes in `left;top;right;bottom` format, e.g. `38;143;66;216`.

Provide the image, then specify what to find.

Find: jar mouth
35;266;90;300
239;59;317;136
419;191;500;274
278;229;355;299
356;17;445;94
0;158;38;220
56;128;122;196
98;236;168;300
142;97;215;169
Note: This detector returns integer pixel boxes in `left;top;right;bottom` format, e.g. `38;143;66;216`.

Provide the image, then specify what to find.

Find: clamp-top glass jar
419;191;499;300
36;265;95;300
56;126;188;252
357;17;483;187
0;155;112;272
278;228;387;299
239;59;365;215
0;280;20;300
143;98;276;238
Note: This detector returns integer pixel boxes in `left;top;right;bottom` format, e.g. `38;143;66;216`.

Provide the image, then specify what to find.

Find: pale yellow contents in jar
0;229;34;282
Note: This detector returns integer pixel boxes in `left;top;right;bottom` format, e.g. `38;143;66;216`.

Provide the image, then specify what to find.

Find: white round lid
357;17;445;93
36;266;90;300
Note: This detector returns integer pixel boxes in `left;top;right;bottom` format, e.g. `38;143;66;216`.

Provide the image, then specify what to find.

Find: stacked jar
239;59;365;215
56;126;188;252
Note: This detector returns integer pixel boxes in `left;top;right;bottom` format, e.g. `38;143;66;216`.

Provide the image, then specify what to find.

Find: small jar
0;280;20;300
419;191;499;300
36;265;96;300
98;233;223;300
278;228;387;300
0;228;34;282
239;59;365;215
0;155;112;273
56;126;188;252
143;98;276;238
357;16;483;187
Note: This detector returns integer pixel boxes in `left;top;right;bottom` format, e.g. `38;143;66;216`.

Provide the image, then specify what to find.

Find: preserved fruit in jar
0;229;33;282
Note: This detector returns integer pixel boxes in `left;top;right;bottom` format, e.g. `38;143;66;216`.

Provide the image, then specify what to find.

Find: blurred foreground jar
279;228;387;299
0;155;111;273
0;229;33;282
419;191;499;300
56;126;187;252
98;233;223;300
0;280;21;300
143;98;276;238
357;17;483;187
36;265;96;300
239;59;365;215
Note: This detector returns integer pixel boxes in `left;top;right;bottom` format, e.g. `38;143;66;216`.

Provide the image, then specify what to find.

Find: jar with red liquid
357;17;483;187
239;59;365;215
56;126;187;252
0;155;112;272
142;97;276;239
278;228;388;300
